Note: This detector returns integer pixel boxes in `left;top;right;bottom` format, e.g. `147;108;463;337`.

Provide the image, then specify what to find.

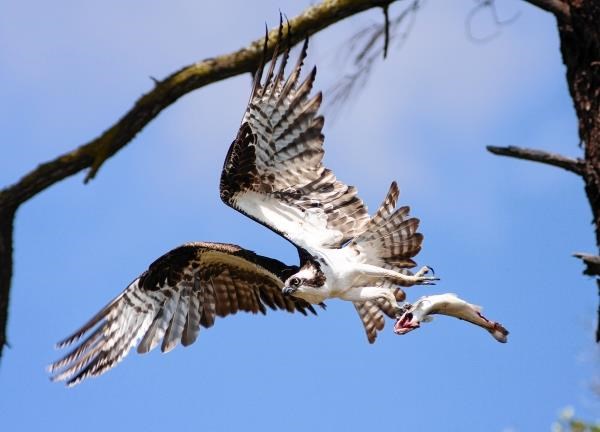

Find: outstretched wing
49;242;319;386
220;37;370;252
353;287;406;343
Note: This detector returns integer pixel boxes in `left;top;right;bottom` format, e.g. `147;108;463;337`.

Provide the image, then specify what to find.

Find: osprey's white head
282;260;326;304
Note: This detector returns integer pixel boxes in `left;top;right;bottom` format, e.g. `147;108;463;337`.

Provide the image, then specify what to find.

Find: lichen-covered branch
0;0;400;362
486;145;585;176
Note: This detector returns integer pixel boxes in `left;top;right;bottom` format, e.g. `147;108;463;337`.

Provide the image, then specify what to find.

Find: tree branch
486;145;584;176
520;0;570;20
573;251;600;343
382;4;390;59
0;208;14;360
328;0;421;111
573;252;600;277
0;0;400;362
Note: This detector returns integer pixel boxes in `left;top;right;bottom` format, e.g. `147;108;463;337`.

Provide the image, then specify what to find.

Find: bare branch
327;0;421;113
0;208;14;360
486;145;584;176
573;252;600;277
572;253;600;340
0;0;403;362
520;0;570;20
382;4;390;59
466;0;521;44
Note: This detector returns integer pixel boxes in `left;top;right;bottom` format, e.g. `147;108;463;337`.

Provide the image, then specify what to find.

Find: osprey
49;32;508;387
49;242;322;386
219;38;438;311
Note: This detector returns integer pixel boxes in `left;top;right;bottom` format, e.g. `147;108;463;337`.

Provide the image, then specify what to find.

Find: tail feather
353;287;406;343
350;182;424;270
368;181;400;227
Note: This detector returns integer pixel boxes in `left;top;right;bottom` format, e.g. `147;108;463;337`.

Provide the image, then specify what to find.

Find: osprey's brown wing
49;242;318;386
220;38;370;252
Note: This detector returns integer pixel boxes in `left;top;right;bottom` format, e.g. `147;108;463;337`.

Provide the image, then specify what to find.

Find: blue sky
1;1;598;430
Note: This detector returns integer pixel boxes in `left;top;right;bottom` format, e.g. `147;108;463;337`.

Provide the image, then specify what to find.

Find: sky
0;0;598;431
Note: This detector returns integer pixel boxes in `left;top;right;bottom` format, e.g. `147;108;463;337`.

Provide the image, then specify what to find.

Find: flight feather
49;242;317;386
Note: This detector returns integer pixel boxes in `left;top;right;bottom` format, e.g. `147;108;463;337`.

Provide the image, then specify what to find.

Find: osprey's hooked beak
282;286;297;296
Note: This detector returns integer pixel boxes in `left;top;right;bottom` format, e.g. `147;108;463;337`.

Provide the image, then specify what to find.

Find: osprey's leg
339;286;399;306
340;286;413;318
354;263;438;285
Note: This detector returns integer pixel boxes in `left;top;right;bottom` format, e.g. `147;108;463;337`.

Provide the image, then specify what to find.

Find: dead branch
382;4;390;59
466;0;520;43
573;252;600;277
486;145;585;176
327;0;421;111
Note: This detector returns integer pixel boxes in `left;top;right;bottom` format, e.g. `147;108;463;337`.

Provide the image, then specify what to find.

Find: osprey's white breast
314;246;363;297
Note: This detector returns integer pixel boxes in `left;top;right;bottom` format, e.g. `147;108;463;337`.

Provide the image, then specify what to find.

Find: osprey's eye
290;277;301;288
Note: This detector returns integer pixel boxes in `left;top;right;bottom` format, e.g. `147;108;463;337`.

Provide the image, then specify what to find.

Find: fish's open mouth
394;312;420;335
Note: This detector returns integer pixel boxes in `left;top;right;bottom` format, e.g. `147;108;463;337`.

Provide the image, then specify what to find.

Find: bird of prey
50;30;508;387
220;36;438;309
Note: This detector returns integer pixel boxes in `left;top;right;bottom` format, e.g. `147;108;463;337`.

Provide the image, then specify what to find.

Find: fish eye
290;277;301;287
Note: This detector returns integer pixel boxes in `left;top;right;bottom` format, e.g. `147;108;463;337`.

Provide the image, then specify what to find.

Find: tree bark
557;1;600;340
557;2;600;241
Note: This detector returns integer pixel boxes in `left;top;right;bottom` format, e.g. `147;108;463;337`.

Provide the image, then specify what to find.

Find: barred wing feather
49;242;318;386
220;39;370;252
